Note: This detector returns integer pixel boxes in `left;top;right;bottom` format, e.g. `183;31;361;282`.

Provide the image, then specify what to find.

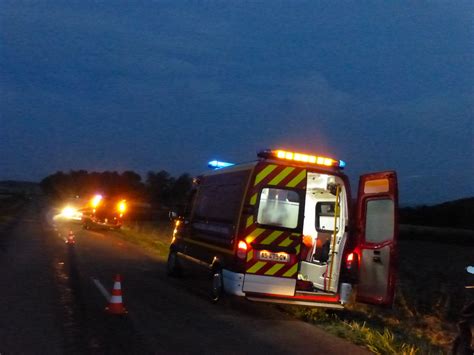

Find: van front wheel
210;269;223;303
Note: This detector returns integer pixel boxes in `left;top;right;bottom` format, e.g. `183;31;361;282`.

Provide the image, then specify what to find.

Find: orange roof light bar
258;149;346;169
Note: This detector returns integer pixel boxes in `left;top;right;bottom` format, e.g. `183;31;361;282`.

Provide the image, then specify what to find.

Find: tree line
40;170;193;209
399;197;474;230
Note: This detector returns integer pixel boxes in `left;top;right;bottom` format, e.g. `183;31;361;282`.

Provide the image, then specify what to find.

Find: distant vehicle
82;194;127;230
60;206;83;221
168;149;398;308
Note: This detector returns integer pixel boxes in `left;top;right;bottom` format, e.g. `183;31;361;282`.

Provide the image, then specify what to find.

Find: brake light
237;240;248;259
346;252;357;270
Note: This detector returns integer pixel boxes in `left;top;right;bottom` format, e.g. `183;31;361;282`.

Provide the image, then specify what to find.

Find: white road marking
92;278;111;301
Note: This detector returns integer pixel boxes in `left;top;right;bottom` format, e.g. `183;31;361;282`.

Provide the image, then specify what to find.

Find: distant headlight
62;206;77;218
117;200;127;213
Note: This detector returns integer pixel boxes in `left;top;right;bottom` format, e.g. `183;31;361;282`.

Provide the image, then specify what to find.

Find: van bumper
222;270;245;296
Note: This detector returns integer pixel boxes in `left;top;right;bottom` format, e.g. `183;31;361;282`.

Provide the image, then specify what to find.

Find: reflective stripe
254;165;277;186
250;193;258;205
286;169;306;187
245;228;265;244
247;261;266;274
264;263;285;276
246;215;254;228
268;167;294;186
296;244;301;254
246;249;254;262
110;295;123;303
183;237;234;255
282;263;298;277
278;237;293;247
261;230;283;245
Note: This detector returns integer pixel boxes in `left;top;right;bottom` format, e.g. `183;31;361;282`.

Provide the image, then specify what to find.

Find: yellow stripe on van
295;244;301;254
278;237;293;247
247;261;266;274
286;169;306;188
264;263;285;276
246;215;254;228
246;249;254;262
282;263;298;277
250;193;258;205
245;228;265;244
268;167;294;186
261;231;283;245
254;165;277;186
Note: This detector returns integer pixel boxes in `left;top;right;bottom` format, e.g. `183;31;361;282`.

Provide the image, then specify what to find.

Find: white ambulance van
167;149;398;309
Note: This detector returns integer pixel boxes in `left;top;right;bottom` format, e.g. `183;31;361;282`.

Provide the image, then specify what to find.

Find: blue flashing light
208;160;235;169
339;160;346;169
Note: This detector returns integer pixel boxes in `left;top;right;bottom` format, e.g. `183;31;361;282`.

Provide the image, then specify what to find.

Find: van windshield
257;187;300;228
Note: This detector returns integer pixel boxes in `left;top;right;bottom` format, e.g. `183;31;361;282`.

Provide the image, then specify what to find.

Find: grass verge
115;220;173;259
284;305;443;354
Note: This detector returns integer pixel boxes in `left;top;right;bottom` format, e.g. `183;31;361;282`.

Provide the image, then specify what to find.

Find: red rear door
355;171;398;306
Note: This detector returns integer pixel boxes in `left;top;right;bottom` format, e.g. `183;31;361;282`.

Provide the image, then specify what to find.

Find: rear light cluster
345;252;359;270
237;240;248;259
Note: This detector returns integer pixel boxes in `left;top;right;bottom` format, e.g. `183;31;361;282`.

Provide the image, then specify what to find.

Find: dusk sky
1;1;473;205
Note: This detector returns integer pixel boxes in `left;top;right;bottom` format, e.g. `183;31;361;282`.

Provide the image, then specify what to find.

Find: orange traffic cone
105;274;127;315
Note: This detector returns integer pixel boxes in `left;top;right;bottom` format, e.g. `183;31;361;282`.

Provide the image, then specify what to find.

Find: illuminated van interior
298;172;348;293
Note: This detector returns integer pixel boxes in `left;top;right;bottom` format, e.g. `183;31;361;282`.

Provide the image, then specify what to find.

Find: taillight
237;240;248;259
346;252;357;270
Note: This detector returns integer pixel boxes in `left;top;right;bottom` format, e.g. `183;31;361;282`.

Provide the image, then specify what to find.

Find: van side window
257;188;300;228
192;170;250;224
194;183;243;223
365;199;394;243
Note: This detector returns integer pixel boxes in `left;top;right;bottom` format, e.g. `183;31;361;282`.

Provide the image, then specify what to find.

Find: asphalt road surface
0;200;370;354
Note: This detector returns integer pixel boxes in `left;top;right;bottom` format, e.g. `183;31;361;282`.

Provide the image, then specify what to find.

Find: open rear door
355;171;398;306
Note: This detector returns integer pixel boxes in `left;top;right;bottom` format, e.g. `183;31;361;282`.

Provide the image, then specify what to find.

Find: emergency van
82;194;127;230
167;149;398;309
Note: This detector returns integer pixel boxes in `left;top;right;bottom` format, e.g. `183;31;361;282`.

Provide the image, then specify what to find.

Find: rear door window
257;188;300;229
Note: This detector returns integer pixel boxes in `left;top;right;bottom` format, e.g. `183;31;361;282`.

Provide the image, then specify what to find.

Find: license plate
258;250;289;263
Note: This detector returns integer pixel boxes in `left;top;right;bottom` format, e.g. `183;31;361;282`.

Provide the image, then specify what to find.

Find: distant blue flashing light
208;160;235;169
339;160;346;169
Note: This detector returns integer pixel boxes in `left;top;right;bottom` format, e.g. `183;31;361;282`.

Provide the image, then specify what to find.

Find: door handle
373;250;381;263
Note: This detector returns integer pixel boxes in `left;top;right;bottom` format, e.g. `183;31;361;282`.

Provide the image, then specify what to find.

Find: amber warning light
258;149;346;169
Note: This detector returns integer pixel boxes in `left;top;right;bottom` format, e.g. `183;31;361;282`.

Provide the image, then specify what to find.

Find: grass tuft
116;220;173;258
284;304;444;354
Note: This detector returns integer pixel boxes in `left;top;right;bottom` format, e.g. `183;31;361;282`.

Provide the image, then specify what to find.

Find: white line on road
92;278;111;301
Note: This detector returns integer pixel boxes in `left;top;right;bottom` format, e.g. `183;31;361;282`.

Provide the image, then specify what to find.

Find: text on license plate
258;250;290;263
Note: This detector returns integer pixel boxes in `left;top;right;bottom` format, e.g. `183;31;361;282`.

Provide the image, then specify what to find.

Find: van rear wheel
210;269;223;303
166;250;181;277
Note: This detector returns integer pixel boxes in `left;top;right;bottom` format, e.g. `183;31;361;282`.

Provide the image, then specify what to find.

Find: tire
166;250;181;277
210;269;223;303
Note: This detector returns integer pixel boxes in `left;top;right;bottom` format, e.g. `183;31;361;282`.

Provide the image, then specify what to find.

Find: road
0;200;370;354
